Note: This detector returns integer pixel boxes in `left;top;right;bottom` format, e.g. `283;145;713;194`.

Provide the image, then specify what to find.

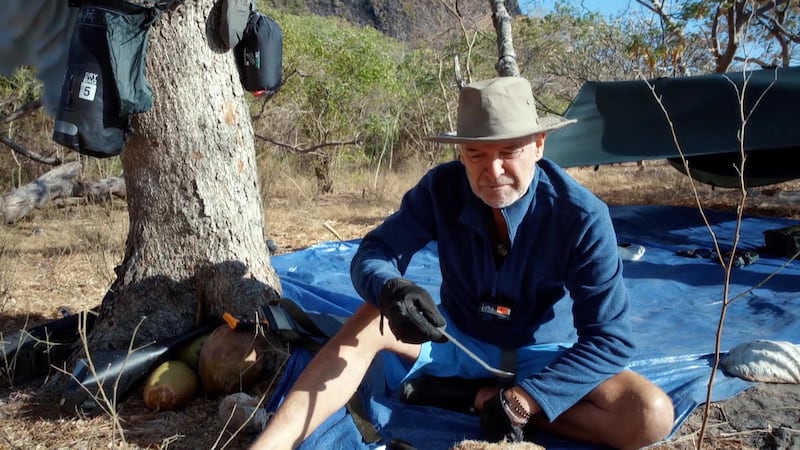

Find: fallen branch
0;161;82;223
75;176;127;202
0;162;126;223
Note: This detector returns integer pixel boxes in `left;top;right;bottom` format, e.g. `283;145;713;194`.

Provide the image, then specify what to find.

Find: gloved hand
378;278;447;344
479;390;525;443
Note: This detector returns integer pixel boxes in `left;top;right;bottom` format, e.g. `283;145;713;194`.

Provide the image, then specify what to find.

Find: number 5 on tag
79;72;98;101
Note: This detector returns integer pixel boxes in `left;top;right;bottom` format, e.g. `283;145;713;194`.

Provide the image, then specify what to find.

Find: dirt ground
1;161;798;449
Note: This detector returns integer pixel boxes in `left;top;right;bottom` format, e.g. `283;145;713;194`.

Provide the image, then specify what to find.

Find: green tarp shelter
546;66;800;187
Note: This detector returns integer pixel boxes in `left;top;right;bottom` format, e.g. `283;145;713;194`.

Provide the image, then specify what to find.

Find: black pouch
53;0;162;158
233;10;283;97
763;225;800;258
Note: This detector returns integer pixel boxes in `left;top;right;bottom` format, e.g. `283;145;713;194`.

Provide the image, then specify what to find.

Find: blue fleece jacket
350;158;635;420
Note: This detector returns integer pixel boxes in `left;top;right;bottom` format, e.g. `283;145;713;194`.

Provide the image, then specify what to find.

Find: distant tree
634;0;799;74
513;4;637;107
252;11;447;185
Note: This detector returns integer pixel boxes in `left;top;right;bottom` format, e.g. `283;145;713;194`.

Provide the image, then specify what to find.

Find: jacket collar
459;167;540;245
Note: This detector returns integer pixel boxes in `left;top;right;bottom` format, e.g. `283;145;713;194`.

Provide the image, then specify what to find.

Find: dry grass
1;158;799;449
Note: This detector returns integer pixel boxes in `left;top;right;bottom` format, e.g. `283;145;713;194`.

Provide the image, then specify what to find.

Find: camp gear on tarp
763;224;800;259
52;0;180;158
676;247;760;267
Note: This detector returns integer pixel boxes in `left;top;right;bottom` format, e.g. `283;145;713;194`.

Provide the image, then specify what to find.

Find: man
251;76;674;450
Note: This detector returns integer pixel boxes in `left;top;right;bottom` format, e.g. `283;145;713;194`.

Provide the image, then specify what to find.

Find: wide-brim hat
425;76;576;144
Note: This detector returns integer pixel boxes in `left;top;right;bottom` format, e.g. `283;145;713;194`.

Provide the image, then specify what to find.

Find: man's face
459;134;545;209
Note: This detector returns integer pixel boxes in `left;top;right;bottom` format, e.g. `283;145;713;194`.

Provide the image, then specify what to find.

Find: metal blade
438;327;515;379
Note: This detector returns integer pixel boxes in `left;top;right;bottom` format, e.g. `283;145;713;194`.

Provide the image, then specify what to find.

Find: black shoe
400;376;494;414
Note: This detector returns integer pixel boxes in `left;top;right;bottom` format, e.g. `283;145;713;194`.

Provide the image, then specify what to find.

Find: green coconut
176;333;208;371
143;360;199;411
198;325;268;396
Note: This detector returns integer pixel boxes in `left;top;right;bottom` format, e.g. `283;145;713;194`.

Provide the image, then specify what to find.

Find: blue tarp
267;205;800;449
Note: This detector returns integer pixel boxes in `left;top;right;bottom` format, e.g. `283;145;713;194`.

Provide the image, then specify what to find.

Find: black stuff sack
233;11;283;97
53;0;161;158
763;224;800;259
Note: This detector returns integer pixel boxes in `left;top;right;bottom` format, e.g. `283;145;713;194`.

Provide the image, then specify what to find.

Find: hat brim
424;116;577;144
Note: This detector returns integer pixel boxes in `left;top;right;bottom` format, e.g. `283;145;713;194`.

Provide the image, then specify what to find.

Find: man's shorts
381;310;572;390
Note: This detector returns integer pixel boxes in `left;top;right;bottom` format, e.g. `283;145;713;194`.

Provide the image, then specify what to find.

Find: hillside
263;0;522;43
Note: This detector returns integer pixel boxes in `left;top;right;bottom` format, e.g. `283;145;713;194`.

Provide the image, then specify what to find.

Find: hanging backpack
52;0;176;158
232;8;283;97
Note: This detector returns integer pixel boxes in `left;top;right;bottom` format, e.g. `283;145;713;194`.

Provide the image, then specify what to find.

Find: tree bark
489;0;520;77
85;0;281;353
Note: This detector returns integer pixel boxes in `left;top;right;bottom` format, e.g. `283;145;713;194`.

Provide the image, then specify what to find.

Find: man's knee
597;372;675;448
637;388;675;446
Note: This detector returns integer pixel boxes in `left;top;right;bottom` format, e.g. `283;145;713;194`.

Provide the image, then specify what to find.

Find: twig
322;222;343;241
719;427;800;438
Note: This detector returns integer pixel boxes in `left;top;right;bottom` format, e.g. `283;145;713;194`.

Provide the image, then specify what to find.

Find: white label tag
78;72;99;101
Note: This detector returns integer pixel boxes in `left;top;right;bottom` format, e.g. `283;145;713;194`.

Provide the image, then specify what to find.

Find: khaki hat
426;76;576;144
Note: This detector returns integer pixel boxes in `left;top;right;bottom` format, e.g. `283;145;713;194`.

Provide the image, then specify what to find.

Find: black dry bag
233;11;283;97
53;0;159;158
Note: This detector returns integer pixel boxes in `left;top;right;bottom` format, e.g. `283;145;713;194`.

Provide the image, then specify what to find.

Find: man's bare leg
472;370;672;449
249;303;419;450
530;370;674;449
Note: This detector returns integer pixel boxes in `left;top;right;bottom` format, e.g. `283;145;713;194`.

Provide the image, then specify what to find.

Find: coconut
176;333;208;371
143;360;199;410
198;325;269;396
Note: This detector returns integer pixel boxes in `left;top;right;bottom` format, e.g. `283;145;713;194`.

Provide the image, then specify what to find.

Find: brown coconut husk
198;325;272;396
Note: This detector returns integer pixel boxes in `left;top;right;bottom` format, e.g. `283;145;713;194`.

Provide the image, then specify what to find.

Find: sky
518;1;796;67
519;0;650;17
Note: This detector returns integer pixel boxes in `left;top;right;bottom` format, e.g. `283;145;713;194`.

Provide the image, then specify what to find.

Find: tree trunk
489;0;520;77
85;0;281;353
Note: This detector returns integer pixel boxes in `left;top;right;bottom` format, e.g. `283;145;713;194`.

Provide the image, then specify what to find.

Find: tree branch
0;99;42;124
489;0;519;77
0;135;61;166
251;68;302;121
254;134;361;156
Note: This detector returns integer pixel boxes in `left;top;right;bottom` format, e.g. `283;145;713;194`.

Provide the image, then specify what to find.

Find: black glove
479;390;525;443
378;278;447;344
